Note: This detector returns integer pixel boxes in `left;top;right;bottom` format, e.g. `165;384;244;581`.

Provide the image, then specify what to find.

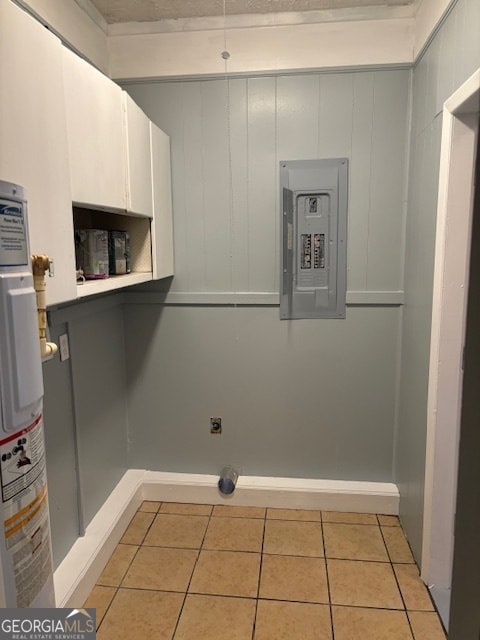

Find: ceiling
88;0;415;24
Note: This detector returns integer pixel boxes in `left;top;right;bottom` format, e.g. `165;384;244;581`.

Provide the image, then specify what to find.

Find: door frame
422;69;480;609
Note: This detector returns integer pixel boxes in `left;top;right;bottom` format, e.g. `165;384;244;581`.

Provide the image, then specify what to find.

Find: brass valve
31;254;57;359
31;254;51;277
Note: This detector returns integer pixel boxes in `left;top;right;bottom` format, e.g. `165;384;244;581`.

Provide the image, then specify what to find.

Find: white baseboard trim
53;469;145;608
54;470;399;607
142;472;399;514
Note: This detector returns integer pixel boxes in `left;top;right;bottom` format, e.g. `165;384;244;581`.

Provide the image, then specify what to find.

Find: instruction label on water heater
0;415;53;607
0;198;28;267
0;415;46;502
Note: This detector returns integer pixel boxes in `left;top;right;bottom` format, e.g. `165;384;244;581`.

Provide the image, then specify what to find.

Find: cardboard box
108;230;131;275
75;229;109;279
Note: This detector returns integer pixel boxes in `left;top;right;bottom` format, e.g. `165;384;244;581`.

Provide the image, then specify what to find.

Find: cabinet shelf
73;206;153;297
76;272;152;298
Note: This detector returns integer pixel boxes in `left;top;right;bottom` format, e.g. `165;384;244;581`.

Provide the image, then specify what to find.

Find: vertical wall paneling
180;83;207;292
396;0;480;562
349;73;374;291
43;324;79;569
435;26;455;122
67;304;129;527
317;74;354;159
228;79;249;293
246;77;277;292
200;81;231;291
121;68;410;489
124;69;410;298
276;75;320;159
459;0;480;83
367;71;410;291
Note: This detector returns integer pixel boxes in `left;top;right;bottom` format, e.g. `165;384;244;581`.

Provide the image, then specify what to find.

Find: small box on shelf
73;206;153;298
75;229;109;279
108;230;131;275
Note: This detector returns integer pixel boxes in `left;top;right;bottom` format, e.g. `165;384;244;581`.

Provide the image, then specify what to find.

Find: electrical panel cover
280;158;348;319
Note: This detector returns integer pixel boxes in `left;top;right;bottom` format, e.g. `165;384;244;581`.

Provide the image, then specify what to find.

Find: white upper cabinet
123;94;153;217
1;1;174;303
62;46;127;212
0;0;77;305
150;123;174;280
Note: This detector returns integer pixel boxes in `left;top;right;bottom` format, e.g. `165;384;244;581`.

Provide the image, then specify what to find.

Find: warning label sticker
0;415;45;503
0;415;53;607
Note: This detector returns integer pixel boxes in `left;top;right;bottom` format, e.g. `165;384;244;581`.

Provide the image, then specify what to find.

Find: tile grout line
321;509;336;640
101;581;441;612
251;508;268;640
95;585;120;632
382;519;447;638
94;500;162;633
169;503;214;640
378;519;416;640
85;503;446;639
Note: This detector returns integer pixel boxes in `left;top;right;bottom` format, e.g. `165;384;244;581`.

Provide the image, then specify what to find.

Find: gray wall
125;71;409;295
124;304;400;480
395;0;480;561
43;323;79;569
43;295;128;568
122;69;410;481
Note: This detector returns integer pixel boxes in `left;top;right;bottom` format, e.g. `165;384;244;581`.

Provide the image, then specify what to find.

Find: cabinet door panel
150;123;174;280
124;94;153;217
62;46;127;212
0;0;76;305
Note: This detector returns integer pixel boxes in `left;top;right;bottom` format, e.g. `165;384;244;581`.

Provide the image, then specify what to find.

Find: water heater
0;180;55;607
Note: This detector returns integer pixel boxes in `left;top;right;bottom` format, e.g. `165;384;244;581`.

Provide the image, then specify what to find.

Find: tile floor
83;502;447;639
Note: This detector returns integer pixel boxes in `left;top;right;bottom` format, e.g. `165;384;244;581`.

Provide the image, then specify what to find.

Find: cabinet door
150;123;174;279
62;46;127;212
0;0;76;305
124;93;153;217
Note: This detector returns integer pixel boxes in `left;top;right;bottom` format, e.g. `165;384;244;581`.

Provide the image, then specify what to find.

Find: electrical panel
280;158;348;319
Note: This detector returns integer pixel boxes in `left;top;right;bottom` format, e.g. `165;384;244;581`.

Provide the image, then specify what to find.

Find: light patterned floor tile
122;546;197;591
254;600;332;640
322;511;378;525
408;612;447;639
97;589;183;640
203;516;264;552
212;505;266;518
139;501;161;513
259;554;329;603
83;585;116;629
378;514;401;527
120;511;155;545
382;526;415;563
332;606;413;639
97;544;138;586
189;550;260;597
328;559;403;609
174;594;256;640
144;513;209;548
263;520;323;557
159;502;213;516
82;504;448;640
394;564;434;611
323;523;389;561
266;508;321;521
